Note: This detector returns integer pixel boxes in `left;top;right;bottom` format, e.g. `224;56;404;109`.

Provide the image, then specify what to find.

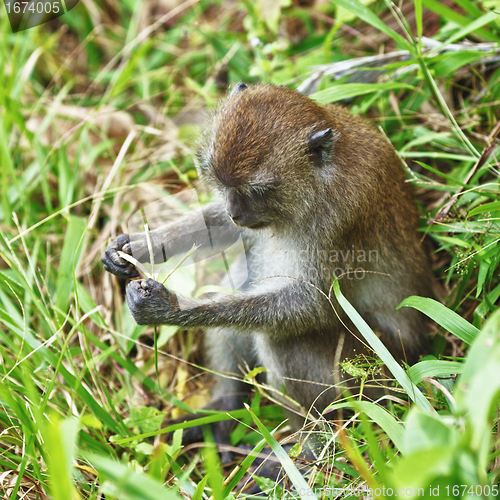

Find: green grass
0;0;499;498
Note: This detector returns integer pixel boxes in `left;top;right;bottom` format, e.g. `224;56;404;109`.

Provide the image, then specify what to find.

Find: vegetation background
0;0;499;498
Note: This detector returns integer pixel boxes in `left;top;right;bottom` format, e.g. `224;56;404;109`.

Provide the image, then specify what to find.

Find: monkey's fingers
102;260;140;279
102;234;140;279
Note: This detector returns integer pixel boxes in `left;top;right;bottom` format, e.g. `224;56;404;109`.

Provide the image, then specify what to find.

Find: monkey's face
199;84;337;229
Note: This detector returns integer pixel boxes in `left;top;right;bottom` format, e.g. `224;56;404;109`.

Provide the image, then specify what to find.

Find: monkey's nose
229;213;243;224
226;203;243;222
226;194;242;221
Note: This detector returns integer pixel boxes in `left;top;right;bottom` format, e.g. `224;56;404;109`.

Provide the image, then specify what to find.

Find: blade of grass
82;452;183;500
337;428;382;494
454;309;500;455
468;201;500;218
43;416;80;500
311;82;414;104
324;400;405;451
80;326;194;414
397;296;480;344
407;359;464;385
430;11;499;55
422;0;500;42
329;0;414;51
192;475;209;500
245;404;315;499
0;313;123;434
416;57;479;158
452;0;485;18
333;280;435;414
113;409;250;445
55;216;87;314
223;437;268;496
414;0;423;52
201;427;224;500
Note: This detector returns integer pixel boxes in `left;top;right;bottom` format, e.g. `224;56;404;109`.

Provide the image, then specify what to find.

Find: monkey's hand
126;278;180;325
101;234;145;279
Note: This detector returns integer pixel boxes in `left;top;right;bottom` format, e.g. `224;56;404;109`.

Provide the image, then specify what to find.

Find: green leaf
245;366;267;380
0;313;123;434
124;406;164;434
81;326;193;415
245;405;315;499
474;282;500;322
43;416;80;500
403;409;456;455
454;309;500;457
259;0;292;33
408;360;463;385
324;400;405;451
192;475;209;500
397;296;480;344
389;447;455;489
75;281;106;328
401;152;476;161
202;428;224;500
422;0;500;42
436;10;499;50
311;82;414;104
55;215;87;313
223;437;268;496
333;281;435;414
113;409;250;445
476;259;490;298
452;0;486;17
468;201;500;218
253;475;283;495
414;0;423;44
434;235;471;249
157;324;178;348
83;452;182;500
432;51;486;77
329;0;414;51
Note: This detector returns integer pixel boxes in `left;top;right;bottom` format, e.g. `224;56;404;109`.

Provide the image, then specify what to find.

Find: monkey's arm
102;202;240;279
126;278;321;336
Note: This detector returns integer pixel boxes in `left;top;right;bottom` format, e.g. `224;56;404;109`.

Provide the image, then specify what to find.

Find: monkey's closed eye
248;189;266;205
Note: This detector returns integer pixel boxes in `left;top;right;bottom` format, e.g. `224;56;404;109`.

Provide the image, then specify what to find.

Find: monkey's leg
168;328;257;464
204;328;258;460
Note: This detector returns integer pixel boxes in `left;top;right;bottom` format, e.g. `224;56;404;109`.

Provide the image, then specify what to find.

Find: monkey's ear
308;128;334;165
229;83;248;98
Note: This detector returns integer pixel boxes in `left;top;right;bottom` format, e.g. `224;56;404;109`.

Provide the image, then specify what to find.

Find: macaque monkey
102;83;434;442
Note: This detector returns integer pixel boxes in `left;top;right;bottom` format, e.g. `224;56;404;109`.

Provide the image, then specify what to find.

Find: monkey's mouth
245;221;270;230
231;218;270;230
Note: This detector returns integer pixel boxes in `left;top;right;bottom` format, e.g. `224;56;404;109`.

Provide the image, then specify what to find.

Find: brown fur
102;84;435;437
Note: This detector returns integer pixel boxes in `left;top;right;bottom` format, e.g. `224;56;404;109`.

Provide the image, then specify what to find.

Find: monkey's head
199;84;339;230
